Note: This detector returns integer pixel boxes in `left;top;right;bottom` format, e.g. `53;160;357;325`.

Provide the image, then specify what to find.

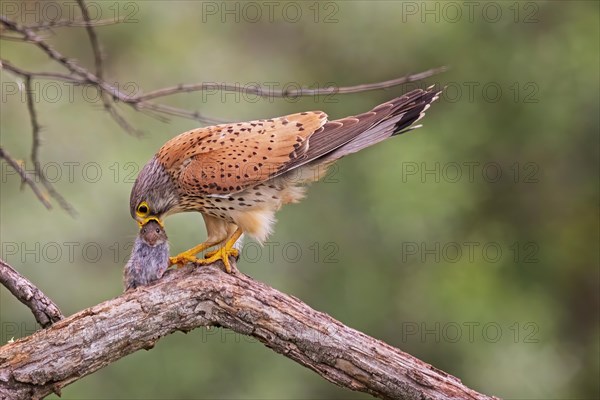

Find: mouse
123;220;170;291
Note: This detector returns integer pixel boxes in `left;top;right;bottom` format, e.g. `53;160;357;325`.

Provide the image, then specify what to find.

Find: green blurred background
1;1;598;398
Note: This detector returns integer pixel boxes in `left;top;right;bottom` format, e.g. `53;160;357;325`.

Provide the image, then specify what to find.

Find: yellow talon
169;241;216;268
202;246;239;273
169;253;201;268
170;228;242;273
204;247;239;259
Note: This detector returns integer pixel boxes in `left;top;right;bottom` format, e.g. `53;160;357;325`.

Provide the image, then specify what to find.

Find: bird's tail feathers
322;86;442;161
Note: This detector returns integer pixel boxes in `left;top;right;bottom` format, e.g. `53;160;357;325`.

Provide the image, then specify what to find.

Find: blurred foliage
1;1;598;399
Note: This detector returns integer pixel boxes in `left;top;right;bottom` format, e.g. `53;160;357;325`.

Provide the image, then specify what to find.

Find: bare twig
0;147;52;209
25;76;41;172
0;34;31;42
0;263;496;400
0;16;96;82
26;18;124;31
76;0;139;135
137;101;226;124
24;76;77;216
0;14;218;128
136;66;448;102
76;0;103;79
0;259;63;329
1;61;77;215
0;59;84;82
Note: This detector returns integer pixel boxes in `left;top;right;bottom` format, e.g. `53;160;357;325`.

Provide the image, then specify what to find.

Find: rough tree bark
0;263;497;400
0;260;63;328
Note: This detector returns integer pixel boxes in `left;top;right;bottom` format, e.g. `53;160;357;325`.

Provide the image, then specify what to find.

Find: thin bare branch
0;17;123;101
135;67;447;102
137;102;227;125
74;0;139;135
25;76;41;170
103;103;141;135
76;0;104;79
1;59;84;82
23;77;76;216
0;147;51;209
0;16;226;128
26;18;124;31
0;34;29;42
1;58;77;214
0;16;93;79
0;259;63;328
333;67;448;94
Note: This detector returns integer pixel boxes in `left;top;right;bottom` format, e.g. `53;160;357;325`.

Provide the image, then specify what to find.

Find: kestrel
130;87;441;272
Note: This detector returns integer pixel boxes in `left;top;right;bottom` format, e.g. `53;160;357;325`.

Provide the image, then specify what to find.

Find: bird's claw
169;248;239;273
170;229;242;273
204;247;239;260
203;247;239;273
169;254;200;268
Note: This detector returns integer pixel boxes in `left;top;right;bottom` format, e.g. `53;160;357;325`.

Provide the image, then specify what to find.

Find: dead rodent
123;220;170;291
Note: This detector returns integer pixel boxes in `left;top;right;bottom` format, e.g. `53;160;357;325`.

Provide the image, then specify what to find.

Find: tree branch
0;147;52;210
133;66;447;102
23;75;76;216
24;18;124;31
0;259;63;329
0;14;232;128
75;0;140;135
0;62;77;215
0;263;496;400
75;0;104;81
0;59;83;82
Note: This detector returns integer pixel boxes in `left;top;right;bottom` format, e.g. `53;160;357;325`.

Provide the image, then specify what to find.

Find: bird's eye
136;202;149;217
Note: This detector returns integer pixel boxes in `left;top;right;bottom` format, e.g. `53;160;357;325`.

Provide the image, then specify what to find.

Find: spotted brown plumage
156;111;326;195
130;87;442;272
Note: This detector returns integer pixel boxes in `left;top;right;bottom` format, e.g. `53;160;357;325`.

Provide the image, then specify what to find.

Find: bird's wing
276;87;442;174
156;111;327;195
157;87;440;196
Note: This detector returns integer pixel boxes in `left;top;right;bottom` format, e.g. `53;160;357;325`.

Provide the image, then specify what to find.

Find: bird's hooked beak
137;216;164;229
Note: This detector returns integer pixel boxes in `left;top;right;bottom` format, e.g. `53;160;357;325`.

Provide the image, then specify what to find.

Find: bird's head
130;156;180;229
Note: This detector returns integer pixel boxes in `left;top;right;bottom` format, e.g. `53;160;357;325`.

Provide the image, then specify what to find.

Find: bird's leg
197;228;243;273
203;232;243;259
169;240;221;268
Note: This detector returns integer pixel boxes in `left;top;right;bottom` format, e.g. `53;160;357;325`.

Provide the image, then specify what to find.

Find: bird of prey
130;87;441;272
